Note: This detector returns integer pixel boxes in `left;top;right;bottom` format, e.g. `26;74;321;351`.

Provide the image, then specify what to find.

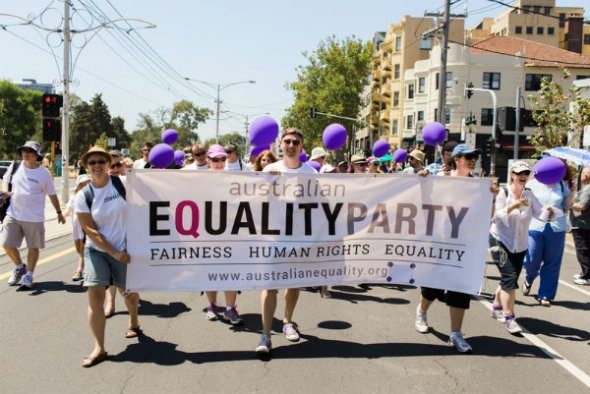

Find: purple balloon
322;123;348;151
250;145;270;158
373;140;390;158
534;157;566;185
393;148;408;163
299;150;308;163
149;143;174;169
308;161;321;172
249;115;279;146
162;129;179;145
422;122;446;146
174;150;185;166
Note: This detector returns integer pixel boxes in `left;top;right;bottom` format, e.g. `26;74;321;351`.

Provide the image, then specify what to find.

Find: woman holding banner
490;162;554;334
75;147;141;368
414;144;495;353
203;144;243;325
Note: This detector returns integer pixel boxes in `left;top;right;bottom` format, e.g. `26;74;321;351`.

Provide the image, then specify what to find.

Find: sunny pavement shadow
138;299;191;319
517;317;590;342
16;280;86;295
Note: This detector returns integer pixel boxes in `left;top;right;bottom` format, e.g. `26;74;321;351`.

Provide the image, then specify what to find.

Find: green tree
70;94;114;161
94;132;109;149
0;80;42;159
203;132;247;154
282;36;373;156
528;70;590;155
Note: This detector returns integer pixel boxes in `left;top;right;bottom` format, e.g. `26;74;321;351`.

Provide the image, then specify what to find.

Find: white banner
126;170;493;294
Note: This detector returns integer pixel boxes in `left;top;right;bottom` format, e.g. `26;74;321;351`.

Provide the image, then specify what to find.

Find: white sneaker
573;278;589;285
448;332;472;353
415;307;429;333
20;273;33;289
282;322;300;342
255;333;272;354
573;274;583;280
7;264;27;286
504;318;523;334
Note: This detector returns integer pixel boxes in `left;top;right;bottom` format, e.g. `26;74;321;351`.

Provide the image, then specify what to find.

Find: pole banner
126;170;492;294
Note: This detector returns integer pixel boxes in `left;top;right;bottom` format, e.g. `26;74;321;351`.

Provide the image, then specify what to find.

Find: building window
522;5;530;14
435;73;439;90
584;34;590;45
575;75;590;80
408;83;414;99
444;108;451;124
392;119;398;133
418;77;425;93
525;74;552;91
395;36;402;51
483;72;501;90
544;7;552;15
393;91;399;107
434;108;438;122
406;114;414;130
559;13;565;28
420;37;432;50
394;64;400;79
481;108;494;126
526;26;533;35
548;27;555;35
417;111;424;121
515;26;522;34
501;28;507;36
383;52;388;58
537;26;544;35
446;72;453;88
533;6;541;14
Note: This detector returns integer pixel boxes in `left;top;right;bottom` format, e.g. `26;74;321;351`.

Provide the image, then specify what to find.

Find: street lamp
183;78;256;142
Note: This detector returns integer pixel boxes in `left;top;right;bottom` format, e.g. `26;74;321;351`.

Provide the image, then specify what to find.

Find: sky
1;0;587;143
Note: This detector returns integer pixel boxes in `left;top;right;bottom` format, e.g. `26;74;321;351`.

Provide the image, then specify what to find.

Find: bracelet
56;210;62;214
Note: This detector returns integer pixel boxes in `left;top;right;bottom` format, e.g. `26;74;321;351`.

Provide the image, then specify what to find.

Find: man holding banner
256;127;317;354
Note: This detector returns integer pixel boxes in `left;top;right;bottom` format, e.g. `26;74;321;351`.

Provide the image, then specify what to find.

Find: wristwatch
56;210;62;214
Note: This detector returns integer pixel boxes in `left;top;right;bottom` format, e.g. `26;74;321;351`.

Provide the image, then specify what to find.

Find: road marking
559;280;590;297
0;247;76;281
477;296;590;389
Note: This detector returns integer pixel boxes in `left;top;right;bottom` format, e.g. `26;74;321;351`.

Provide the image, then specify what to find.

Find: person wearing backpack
1;141;66;288
74;146;140;368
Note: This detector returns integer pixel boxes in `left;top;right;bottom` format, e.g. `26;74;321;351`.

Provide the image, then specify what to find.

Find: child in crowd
63;174;91;281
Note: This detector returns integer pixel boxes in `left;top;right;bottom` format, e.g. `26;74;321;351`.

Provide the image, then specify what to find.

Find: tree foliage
528;70;590;155
282;36;373;156
203;132;247;154
0;80;42;159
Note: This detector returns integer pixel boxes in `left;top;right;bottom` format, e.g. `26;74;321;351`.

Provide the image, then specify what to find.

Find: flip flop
81;351;108;368
125;326;142;338
105;310;115;319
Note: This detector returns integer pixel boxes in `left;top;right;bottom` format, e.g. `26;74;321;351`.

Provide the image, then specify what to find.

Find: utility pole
514;86;521;161
424;0;467;124
215;84;221;143
60;0;71;204
465;85;498;176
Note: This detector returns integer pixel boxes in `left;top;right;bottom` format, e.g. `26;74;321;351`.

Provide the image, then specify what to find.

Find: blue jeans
523;224;566;301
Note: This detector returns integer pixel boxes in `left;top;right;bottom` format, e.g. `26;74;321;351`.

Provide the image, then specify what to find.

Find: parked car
0;160;14;179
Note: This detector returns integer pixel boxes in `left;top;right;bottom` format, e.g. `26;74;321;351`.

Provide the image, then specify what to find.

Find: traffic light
43;118;61;141
484;137;493;157
41;94;63;118
466;82;474;99
310;107;317;118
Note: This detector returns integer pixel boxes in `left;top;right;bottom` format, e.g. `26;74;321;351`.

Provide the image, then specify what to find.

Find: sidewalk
0;178;73;257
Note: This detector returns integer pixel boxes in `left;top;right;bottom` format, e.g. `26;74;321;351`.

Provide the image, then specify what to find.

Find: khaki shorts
0;216;45;249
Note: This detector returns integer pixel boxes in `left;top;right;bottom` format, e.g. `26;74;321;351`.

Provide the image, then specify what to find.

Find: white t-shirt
74;177;126;252
181;162;209;170
67;194;84;240
3;162;56;222
133;158;147;169
263;160;317;174
226;160;251;172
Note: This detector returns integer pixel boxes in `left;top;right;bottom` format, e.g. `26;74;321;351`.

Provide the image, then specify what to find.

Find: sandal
81;351;108;368
521;281;532;296
125;326;142;338
105;309;115;319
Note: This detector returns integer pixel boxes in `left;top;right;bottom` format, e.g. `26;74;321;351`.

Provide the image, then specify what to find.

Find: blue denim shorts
84;247;127;288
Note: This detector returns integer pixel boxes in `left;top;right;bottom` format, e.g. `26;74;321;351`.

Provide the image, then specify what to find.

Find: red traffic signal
41;94;63;118
43;118;62;141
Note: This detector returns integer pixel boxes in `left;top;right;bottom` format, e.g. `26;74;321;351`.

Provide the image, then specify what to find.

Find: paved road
0;236;589;393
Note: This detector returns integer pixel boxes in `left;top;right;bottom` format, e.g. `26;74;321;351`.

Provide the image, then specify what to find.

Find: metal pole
491;90;497;177
514;86;521;161
437;0;451;124
244;115;249;155
60;0;71;205
215;84;221;143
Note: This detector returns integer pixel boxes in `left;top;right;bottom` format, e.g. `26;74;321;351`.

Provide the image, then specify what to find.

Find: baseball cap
510;161;531;174
451;144;480;158
310;147;328;161
207;144;227;159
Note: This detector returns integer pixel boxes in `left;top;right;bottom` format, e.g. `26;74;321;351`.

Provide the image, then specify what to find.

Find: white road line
477;296;590;390
559;280;590;297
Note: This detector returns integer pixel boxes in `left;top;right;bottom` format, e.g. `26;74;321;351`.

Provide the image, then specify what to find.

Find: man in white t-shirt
133;142;153;169
1;141;66;288
224;143;251;172
256;128;316;355
182;143;209;170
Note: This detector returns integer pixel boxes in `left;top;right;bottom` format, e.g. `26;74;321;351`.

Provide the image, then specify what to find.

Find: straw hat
80;146;114;168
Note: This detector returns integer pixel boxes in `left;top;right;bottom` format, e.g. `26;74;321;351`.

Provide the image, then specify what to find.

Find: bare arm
48;194;66;224
77;212;130;263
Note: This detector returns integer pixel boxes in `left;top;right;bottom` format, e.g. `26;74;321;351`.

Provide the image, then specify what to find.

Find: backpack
0;161;22;223
82;175;126;210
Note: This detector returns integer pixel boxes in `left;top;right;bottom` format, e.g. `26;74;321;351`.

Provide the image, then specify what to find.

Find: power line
485;0;561;20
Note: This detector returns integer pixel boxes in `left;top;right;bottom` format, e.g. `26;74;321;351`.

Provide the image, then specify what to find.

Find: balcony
380;109;390;123
381;38;393;52
381;83;392;98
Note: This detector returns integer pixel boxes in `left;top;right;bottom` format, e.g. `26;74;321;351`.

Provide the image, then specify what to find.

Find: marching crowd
1;130;589;367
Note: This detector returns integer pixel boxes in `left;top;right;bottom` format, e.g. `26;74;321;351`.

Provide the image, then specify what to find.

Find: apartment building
402;36;590;176
355;16;464;153
469;0;589;55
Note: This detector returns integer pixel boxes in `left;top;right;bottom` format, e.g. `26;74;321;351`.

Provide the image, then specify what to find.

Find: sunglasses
111;162;123;168
209;157;226;162
194;151;206;157
514;170;531;176
22;148;36;154
282;139;301;146
142;148;150;152
462;153;479;161
88;160;107;166
355;162;368;167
